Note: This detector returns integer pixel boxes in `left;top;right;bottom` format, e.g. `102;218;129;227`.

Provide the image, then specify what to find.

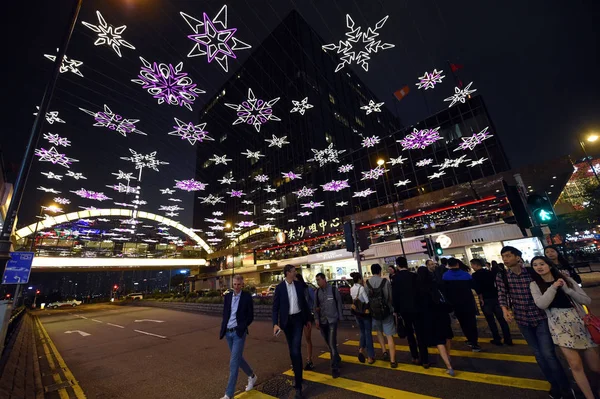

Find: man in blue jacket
272;265;311;399
219;275;257;399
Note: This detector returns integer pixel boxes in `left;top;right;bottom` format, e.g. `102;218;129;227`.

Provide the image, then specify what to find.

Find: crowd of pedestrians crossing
218;245;599;399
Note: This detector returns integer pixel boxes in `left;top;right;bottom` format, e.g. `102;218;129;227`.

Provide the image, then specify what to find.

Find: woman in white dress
529;256;600;399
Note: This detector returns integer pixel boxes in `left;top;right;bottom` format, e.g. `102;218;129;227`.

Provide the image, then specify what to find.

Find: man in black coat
219;275;256;399
272;264;311;399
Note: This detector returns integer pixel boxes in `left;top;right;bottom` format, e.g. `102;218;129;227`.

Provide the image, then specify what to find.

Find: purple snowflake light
301;201;324;209
79;105;146;137
293;186;315;198
282;171;301;180
43;133;71;147
397;127;442;150
454;127;493;151
322;179;350;192
238;210;253;216
227;190;245;198
132;57;205;111
225;88;280;132
71;188;112;201
338;164;354;173
35;147;78;168
175;179;207;192
254;174;269;183
361;135;380;148
298;211;312;217
416;69;445;90
169;118;213;145
237;221;256;228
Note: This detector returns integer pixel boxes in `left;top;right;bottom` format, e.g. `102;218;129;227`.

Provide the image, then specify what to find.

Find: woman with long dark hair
416;267;455;376
295;273;315;370
544;245;582;285
529;256;599;399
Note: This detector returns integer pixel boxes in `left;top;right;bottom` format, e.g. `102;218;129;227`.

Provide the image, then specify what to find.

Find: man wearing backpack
314;273;344;378
497;246;572;399
366;263;398;368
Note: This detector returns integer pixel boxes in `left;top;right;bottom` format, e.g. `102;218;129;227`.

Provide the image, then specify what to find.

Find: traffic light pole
351;218;363;277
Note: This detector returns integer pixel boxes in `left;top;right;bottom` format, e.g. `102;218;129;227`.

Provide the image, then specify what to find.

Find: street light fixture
376;158;406;256
579;133;600;185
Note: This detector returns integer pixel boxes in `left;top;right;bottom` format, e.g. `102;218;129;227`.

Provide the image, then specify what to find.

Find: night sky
1;0;598;230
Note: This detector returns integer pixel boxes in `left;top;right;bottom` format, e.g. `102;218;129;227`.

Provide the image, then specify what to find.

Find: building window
329;93;335;104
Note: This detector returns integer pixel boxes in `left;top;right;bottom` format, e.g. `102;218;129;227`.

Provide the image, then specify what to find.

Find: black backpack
366;279;390;321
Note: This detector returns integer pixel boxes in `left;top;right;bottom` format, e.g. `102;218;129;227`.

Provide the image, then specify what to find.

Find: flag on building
394;85;410;101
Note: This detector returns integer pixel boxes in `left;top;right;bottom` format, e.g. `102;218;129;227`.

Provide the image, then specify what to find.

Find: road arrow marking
134;329;166;339
134;319;165;323
65;330;91;337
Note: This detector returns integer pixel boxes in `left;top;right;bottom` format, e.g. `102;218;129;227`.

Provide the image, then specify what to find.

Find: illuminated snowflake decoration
159;205;184;212
131;200;147;205
207;238;222;243
265;218;276;222
454;127;493;151
37;186;61;194
398;128;442;150
218;176;235;185
434;155;471;170
242;200;254;205
264;186;276;193
168;198;182;202
79;105;146;137
394;179;411;187
82;10;135;57
66;171;86;180
361;135;380;148
294;186;315;198
112;171;136;183
132;57;205;111
287;219;297;223
227;190;245;198
241;149;264;160
322;14;395;72
282;171;301;180
71;189;112;201
259;224;273;229
309;144;346;166
353;188;376;198
266;199;279;206
237;221;256;228
265;134;289;148
290;97;314;115
301;201;324;209
35;147;78;168
107;183;140;194
416;69;445;90
120;149;169;180
225;88;280;132
54;197;70;205
387;156;408;166
114;202;135;208
212;211;224;216
467;157;488;167
210;154;232;165
254;174;269;183
361;166;387;180
209;225;225;231
238;210;253;216
264;207;283;215
180;5;252;72
322;180;350;192
360;100;384;115
44;51;83;77
43;133;70;147
34;107;65;124
168;118;213;145
428;171;446;180
160;188;175;195
298;211;312;217
338;164;354;173
336;201;348;207
175;179;207;192
204;217;225;224
444;82;477;107
415;158;433;167
41;171;62;180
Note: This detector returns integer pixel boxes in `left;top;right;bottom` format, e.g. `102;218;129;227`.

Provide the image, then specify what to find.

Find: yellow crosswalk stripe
236;390;277;399
370;332;528;345
319;353;550;391
283;369;440;398
344;340;537;363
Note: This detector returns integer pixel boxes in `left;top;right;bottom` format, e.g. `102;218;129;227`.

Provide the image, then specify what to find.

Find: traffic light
420;237;433;257
343;222;354;252
434;242;443;256
357;230;370;251
36;290;40;295
527;194;556;224
502;181;532;230
113;285;118;290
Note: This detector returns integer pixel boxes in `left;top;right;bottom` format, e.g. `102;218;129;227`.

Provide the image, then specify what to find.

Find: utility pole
351;218;362;277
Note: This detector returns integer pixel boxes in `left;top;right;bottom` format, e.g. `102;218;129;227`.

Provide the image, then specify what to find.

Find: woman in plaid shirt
497;246;571;399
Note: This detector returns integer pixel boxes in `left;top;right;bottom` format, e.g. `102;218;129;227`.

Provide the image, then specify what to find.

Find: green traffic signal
434;242;443;256
537;209;554;222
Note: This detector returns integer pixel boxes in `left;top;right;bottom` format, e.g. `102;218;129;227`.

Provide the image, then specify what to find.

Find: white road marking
79;316;88;319
134;330;166;339
106;323;125;328
134;319;165;323
91;319;103;323
65;330;91;337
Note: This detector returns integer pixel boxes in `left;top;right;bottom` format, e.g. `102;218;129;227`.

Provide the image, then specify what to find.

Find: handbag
568;295;600;344
350;286;371;318
395;314;407;338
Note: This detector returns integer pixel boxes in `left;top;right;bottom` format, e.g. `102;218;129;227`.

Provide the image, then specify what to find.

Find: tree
560;183;600;231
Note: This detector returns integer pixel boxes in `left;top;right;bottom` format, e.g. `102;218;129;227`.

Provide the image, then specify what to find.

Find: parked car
125;293;143;300
47;299;83;309
260;284;277;297
328;279;352;295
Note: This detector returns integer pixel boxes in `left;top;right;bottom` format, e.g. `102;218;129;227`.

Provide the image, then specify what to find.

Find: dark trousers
283;313;304;390
319;321;341;370
454;311;478;345
401;312;429;364
481;297;512;342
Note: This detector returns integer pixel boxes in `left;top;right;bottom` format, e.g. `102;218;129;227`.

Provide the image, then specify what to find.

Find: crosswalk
238;333;550;398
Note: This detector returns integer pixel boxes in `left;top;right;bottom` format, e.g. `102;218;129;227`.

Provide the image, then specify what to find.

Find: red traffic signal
36;290;40;295
113;285;118;290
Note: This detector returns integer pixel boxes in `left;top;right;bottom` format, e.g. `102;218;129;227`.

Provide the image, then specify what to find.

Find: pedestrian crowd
218;245;600;399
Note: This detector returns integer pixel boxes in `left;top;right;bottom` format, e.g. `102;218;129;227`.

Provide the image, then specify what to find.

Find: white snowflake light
467;157;488;167
160;188;175;195
112;171;136;182
397;127;442;150
212;211;223;216
205;217;225;224
288;219;297;223
336;201;348;207
428;171;446;180
301;201;323;209
38;186;61;194
218;176;236;184
41;171;62;180
361;135;380;148
322;14;395;72
265;200;278;207
263;186;276;193
415;158;433;167
44;51;83;77
338;164;354;173
131;199;147;205
35;147;78;168
434;155;471;170
322;180;350;192
387;156;408;166
54;197;70;205
209;225;225;231
241;149;264;160
238;210;253;216
353;188;376;198
294;186;315;198
416;69;445;90
394;179;411;187
308;143;346;166
361;166;387;180
444;82;477;107
166;211;179;218
254;174;269;183
237;221;256;228
79;105;147;137
264;207;283;215
43;133;70;147
298;211;312;217
168;198;182;202
282;171;301;180
82;10;136;57
66;171;86;180
360;100;384;115
108;183;140;194
290;97;314;115
120;149;169;181
265;218;276;221
159;205;184;212
265;134;289;148
241;200;254;205
168;118;213;145
34;107;65;124
454;127;493;151
180;5;252;72
210;154;232;165
225;88;280;132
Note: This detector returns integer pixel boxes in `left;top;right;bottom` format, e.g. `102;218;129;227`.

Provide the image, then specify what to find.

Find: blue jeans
283;314;305;390
518;319;570;391
356;316;375;358
225;331;254;398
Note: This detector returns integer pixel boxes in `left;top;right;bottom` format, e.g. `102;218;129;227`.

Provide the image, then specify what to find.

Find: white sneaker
219;395;230;399
245;374;257;391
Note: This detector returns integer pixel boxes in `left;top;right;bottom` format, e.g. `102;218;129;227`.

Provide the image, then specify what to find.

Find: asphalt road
36;285;600;399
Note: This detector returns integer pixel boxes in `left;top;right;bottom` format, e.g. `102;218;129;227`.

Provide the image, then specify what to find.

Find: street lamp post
377;159;406;256
579;134;600;185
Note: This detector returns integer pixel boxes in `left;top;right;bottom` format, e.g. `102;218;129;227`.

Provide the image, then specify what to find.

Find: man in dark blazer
219;275;257;399
272;264;310;399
